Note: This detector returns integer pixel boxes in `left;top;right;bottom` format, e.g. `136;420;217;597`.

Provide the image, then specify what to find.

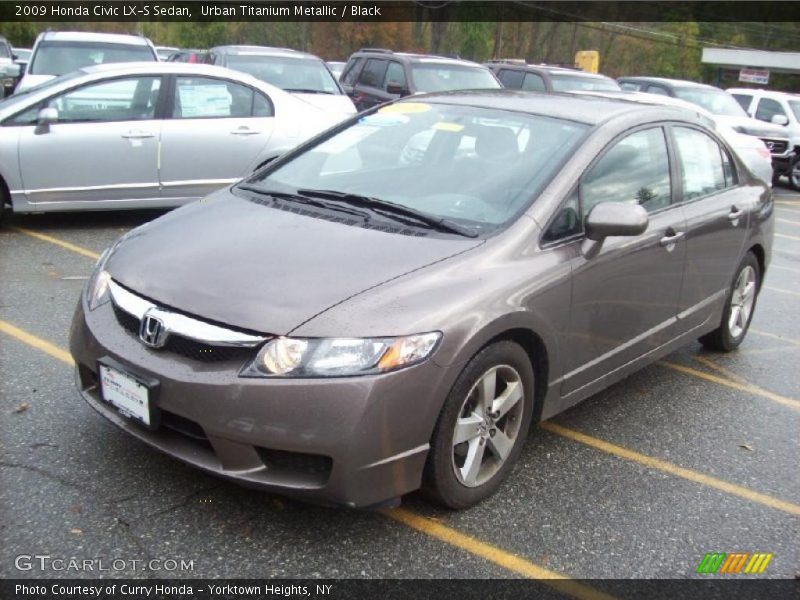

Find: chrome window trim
108;279;267;348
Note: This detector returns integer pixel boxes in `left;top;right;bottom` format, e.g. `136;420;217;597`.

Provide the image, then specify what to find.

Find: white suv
728;88;800;189
18;31;157;93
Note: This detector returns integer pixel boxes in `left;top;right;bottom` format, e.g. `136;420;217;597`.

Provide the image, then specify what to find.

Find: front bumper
69;298;456;507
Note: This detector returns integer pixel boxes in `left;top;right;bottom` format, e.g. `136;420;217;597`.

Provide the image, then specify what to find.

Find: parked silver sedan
0;62;350;215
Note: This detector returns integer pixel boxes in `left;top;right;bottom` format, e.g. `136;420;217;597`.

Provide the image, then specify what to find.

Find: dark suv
487;60;620;93
340;48;500;111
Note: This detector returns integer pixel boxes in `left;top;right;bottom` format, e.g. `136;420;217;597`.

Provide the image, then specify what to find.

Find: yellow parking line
764;285;800;298
541;422;800;517
776;232;800;242
384;508;617;600
692;355;749;385
659;360;800;411
770;264;800;275
750;329;800;347
9;226;100;260
0;320;74;365
0;321;609;598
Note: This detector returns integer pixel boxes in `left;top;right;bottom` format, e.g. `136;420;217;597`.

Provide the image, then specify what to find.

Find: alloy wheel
451;364;524;488
728;265;757;339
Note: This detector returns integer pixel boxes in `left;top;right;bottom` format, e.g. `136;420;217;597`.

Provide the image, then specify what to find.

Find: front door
18;76;162;207
562;126;687;396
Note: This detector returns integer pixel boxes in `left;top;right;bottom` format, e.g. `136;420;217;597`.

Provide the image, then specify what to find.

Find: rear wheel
424;340;534;509
699;252;760;352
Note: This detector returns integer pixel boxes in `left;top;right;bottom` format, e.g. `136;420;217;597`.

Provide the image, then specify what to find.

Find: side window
497;69;524;89
755;98;786;123
673;127;730;200
341;57;363;85
619;81;642;91
522;73;545;91
732;93;753;112
383;61;407;91
358;59;388;88
48;77;161;123
172;77;264;119
252;91;274;117
582;127;672;216
543;191;581;243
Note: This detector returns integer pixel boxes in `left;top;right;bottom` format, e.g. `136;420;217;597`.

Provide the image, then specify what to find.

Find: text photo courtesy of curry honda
0;2;799;599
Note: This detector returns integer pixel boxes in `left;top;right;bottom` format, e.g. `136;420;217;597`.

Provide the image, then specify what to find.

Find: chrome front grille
760;137;789;155
108;279;268;363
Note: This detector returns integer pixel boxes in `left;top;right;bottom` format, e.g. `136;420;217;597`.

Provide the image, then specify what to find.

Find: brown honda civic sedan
70;91;773;509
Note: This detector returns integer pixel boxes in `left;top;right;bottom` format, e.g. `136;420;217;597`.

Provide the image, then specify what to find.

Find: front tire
424;340;534;509
789;154;800;191
699;252;760;352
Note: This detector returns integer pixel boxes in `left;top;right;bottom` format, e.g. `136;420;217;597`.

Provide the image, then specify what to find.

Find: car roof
210;45;320;60
618;76;718;90
407;89;697;126
354;50;485;68
38;31;152;46
727;87;800;99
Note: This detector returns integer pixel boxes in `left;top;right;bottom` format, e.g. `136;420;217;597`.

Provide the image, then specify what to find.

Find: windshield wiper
237;185;371;221
298;189;479;238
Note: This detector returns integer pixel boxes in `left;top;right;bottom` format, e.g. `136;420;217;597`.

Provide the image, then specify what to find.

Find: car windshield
550;73;620;92
225;54;340;94
788;100;800;122
673;87;748;117
410;63;500;93
30;41;155;75
246;102;588;234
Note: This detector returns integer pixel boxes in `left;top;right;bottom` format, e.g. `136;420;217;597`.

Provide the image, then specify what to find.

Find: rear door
670;125;752;331
158;75;276;201
351;58;389;111
17;75;162;206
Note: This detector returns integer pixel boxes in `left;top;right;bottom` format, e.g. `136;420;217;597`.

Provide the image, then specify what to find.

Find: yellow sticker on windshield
433;122;464;132
380;102;431;114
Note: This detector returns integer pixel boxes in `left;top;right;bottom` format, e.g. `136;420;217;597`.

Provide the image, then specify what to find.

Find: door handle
121;130;155;139
659;230;685;247
728;206;743;224
230;127;261;136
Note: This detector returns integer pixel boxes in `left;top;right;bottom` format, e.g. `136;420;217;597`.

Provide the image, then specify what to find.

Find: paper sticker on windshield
178;84;232;118
360;113;410;126
433;122;464;132
379;102;431;114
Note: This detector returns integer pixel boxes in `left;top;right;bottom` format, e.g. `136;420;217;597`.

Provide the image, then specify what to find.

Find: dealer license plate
98;363;152;426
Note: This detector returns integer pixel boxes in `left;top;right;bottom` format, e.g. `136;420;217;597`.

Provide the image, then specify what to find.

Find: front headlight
241;332;441;378
85;246;114;311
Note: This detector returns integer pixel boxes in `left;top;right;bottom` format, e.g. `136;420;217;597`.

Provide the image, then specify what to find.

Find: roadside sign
739;68;770;84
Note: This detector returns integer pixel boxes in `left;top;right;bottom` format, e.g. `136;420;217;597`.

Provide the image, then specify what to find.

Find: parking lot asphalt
1;187;798;592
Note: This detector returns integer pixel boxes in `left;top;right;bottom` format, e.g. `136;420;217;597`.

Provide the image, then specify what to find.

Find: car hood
106;191;482;335
714;115;788;138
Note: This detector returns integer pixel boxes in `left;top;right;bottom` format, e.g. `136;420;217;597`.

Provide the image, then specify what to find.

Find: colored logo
696;552;773;574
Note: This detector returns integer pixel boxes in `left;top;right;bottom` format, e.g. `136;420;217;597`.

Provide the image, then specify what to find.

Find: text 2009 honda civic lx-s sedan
70;92;773;509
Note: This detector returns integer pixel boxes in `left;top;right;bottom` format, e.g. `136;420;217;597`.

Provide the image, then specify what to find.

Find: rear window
410;63;500;93
224;54;340;94
30;41;156;76
550;74;620;92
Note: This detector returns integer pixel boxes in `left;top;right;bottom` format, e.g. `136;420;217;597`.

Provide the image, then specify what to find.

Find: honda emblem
139;310;168;348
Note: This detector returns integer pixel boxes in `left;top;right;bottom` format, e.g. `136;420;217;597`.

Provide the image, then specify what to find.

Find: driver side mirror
386;81;408;96
582;201;648;258
771;114;789;126
35;107;58;134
